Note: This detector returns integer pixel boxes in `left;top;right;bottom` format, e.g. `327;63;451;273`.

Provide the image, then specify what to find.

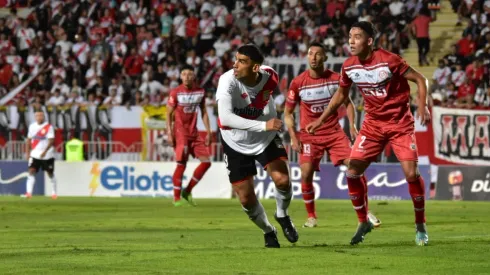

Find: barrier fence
0;160;488;201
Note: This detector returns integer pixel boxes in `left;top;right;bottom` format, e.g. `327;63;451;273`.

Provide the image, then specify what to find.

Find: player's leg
232;177;279;248
172;141;189;206
258;136;298;243
25;158;39;198
182;139;212;205
299;141;321;227
389;125;428;246
347;122;386;245
222;139;279;248
44;158;57;199
334;130;382;228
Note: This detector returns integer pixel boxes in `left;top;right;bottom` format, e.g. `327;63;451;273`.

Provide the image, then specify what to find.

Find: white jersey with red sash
28;122;55;160
216;66;279;155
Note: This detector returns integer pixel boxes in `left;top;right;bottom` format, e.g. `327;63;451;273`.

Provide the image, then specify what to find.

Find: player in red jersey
284;42;381;228
167;65;212;206
307;22;431;246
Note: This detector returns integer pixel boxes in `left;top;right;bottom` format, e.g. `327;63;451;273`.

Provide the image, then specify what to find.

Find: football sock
172;163;186;201
360;174;369;212
301;182;316;218
185;162;211;193
242;202;274;234
275;183;292;218
26;175;35;194
346;172;367;223
50;176;57;196
408;175;426;224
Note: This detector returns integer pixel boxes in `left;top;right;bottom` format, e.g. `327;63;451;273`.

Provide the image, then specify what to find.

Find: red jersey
286;69;340;137
340;48;411;122
168;84;205;140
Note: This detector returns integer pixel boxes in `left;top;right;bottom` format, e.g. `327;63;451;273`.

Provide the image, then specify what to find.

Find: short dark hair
351;21;376;38
308;42;327;54
181;64;194;72
237;44;264;64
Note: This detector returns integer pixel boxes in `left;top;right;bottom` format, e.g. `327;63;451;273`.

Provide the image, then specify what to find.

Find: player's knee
273;173;290;191
405;171;419;182
300;168;314;183
28;169;36;176
347;159;365;175
238;191;258;208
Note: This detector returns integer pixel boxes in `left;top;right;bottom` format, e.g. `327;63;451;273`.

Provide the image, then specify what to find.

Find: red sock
173;163;186;201
360;175;369;212
347;174;367;223
301;182;316;218
408;176;426;224
185;162;211;193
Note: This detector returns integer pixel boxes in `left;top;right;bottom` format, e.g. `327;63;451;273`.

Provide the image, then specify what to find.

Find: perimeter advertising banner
49;161;231;198
432;106;490;166
0;161;44;195
435;166;490;201
254;163;431;200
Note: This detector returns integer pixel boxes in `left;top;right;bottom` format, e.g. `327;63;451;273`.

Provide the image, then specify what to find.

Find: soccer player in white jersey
26;111;57;199
216;44;298;248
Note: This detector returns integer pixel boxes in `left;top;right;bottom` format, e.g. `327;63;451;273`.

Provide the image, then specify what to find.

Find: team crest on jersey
241;93;248;99
262;90;271;101
379;71;388;80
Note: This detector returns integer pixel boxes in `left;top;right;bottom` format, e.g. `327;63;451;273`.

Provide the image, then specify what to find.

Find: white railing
0;140;388;163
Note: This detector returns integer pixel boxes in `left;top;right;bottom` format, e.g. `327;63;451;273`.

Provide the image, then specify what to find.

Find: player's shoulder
259;65;278;77
219;69;238;85
169;84;183;94
291;70;309;84
325;69;340;81
341;56;360;70
376;48;403;61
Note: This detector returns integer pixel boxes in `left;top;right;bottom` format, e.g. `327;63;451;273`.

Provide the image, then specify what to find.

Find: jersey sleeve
285;79;300;109
216;75;266;132
27;125;33;139
167;89;178;108
339;65;353;88
47;124;55;139
389;53;410;76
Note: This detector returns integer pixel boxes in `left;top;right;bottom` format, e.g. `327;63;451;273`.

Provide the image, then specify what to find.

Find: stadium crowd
431;0;490;108
0;0;430;112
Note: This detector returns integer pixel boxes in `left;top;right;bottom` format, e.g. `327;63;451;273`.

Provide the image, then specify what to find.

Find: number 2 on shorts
358;135;366;149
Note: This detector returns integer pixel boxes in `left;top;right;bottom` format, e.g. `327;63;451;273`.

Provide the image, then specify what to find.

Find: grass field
0;197;489;275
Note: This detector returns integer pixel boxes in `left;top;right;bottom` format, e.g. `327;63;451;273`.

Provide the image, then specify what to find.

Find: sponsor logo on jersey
310;104;326;113
233;106;264;118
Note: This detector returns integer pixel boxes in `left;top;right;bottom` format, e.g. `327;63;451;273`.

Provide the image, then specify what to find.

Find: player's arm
343;96;358;140
25;138;31;160
284;81;301;152
216;77;281;132
403;66;431;126
199;97;212;146
41;125;55;158
166;90;177;146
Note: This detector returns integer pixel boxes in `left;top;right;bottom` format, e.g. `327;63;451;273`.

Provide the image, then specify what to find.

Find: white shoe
367;211;382;227
302;217;318;228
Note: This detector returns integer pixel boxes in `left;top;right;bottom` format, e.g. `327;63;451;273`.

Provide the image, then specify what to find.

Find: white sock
50;177;57;196
275;184;292;218
26;175;35;194
242;202;274;234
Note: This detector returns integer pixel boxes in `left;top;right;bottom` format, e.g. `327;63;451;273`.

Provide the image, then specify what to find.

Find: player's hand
416;106;431;126
305;119;322;135
40;151;46;159
290;136;302;153
266;118;283;132
167;134;174;147
205;132;212;146
349;123;358;141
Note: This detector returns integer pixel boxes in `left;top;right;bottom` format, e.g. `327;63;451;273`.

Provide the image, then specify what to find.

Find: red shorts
174;137;210;162
299;125;352;171
350;117;418;162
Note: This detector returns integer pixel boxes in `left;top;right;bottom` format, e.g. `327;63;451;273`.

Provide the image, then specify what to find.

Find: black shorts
222;135;288;183
28;158;55;173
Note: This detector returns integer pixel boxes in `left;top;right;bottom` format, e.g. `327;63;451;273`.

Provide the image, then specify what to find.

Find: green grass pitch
0;197;489;275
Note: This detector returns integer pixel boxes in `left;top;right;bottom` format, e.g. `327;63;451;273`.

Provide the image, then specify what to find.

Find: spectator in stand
431;59;451;94
451;62;466;88
412;7;435;66
444;44;464;68
456;77;476;108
